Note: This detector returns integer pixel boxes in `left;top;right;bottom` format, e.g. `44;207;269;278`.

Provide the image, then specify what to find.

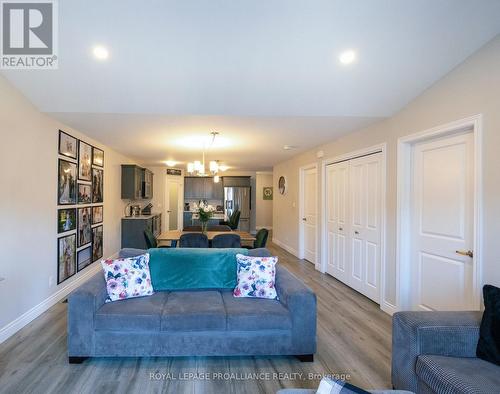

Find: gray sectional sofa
392;311;500;393
68;248;317;363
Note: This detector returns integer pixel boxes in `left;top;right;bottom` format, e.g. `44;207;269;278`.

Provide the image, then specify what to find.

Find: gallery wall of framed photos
57;130;104;285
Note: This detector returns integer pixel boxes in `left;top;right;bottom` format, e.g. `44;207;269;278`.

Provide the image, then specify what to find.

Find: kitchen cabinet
213;179;224;200
142;169;153;199
184;177;223;200
121;165;154;200
121;214;161;249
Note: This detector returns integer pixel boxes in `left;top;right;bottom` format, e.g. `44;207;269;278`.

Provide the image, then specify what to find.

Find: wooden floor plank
0;242;392;393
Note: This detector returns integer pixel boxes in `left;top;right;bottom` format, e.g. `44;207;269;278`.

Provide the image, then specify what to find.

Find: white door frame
164;175;184;231
298;163;319;265
320;143;388;311
396;114;483;311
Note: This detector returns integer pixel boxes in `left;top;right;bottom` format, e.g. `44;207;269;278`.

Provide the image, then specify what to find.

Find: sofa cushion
222;292;292;330
233;254;278;300
101;253;154;302
416;354;500;394
95;292;168;331
477;284;500;366
161;291;226;331
149;248;248;291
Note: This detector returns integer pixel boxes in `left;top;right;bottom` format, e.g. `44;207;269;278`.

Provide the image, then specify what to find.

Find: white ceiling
3;0;500;169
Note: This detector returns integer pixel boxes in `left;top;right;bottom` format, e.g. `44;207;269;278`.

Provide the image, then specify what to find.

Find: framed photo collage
57;130;104;284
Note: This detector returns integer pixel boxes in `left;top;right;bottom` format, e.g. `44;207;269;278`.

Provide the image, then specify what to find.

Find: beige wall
273;34;500;309
0;75;136;340
255;172;273;229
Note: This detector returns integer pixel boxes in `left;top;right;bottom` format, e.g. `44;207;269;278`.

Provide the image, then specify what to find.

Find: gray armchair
392;311;500;393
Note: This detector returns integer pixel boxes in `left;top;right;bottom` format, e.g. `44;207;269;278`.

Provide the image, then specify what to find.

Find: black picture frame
58;130;77;160
57;208;76;234
77;183;92;204
77;207;92;247
92;167;104;203
92;147;104;167
92;205;103;225
57;233;76;284
92;225;103;262
58;159;77;205
77;246;93;272
78;140;92;181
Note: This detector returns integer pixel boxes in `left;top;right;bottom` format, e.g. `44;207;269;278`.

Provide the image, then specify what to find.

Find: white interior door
349;154;382;303
411;132;474;311
326;161;350;284
302;167;317;264
326;153;382;303
165;176;183;231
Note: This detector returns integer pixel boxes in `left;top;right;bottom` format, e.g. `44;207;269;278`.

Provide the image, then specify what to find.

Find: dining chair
207;225;232;232
244;228;269;249
144;229;170;248
219;210;241;230
211;234;241;248
179;233;209;248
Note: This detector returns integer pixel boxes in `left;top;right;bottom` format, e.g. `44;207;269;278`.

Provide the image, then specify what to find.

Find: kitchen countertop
123;214;160;220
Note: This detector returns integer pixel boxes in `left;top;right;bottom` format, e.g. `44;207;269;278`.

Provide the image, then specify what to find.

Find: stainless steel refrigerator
224;186;251;232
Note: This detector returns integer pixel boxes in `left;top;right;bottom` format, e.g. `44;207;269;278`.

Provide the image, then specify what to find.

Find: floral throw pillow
233;254;278;300
101;253;154;302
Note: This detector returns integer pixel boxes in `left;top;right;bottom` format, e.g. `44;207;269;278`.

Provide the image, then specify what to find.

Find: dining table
157;230;256;247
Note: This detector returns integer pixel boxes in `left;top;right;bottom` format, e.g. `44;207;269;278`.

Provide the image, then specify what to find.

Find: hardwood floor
0;242;392;393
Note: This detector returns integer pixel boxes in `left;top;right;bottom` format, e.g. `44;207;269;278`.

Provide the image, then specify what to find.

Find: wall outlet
49;276;54;288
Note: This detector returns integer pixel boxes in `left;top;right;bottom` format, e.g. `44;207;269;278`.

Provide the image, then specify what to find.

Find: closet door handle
354;230;359;235
338;227;343;231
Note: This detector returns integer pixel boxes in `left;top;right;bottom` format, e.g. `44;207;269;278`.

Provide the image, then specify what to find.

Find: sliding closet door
326;161;350;285
349;153;382;303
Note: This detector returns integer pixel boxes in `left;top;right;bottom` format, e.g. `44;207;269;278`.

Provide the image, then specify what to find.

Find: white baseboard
272;238;298;257
0;263;101;344
381;300;398;316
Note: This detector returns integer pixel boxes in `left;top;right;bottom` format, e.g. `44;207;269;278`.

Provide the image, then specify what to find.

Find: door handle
302;218;307;221
338;227;343;231
456;250;473;258
354;230;359;235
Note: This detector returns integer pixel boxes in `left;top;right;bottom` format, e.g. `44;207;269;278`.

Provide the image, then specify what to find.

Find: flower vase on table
193;201;215;234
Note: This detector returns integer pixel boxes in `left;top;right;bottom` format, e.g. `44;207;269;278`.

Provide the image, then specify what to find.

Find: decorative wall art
78;140;92;181
57;233;76;284
93;147;104;167
57;131;105;284
278;176;287;195
58;159;77;205
78;183;92;204
58;208;76;233
59;130;77;159
263;187;273;200
92;225;103;262
92;168;103;203
77;246;92;272
77;207;92;247
92;206;103;224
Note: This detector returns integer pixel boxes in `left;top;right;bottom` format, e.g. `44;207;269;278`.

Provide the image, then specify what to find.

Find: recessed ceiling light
165;160;177;167
339;49;356;65
93;46;109;60
283;145;297;150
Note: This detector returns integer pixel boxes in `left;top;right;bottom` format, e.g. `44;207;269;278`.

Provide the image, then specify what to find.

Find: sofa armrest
276;265;317;354
392;311;482;392
67;272;107;356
